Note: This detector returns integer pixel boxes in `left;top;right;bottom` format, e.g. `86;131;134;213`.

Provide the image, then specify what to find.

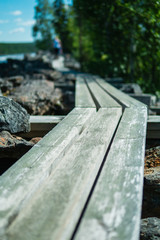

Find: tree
33;0;54;50
33;0;160;93
52;0;72;53
71;0;160;92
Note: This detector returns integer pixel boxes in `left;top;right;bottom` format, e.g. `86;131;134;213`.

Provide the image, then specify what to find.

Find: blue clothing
53;38;61;49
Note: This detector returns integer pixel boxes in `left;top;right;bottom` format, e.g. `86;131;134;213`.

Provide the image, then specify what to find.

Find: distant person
53;36;63;58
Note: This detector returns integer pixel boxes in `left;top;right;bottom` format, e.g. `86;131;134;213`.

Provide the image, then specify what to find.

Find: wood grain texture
95;76;147;108
4;108;122;240
147;115;160;129
18;115;65;138
85;76;121;108
0;74;148;240
0;108;96;238
30;115;65;124
75;75;95;108
74;106;147;240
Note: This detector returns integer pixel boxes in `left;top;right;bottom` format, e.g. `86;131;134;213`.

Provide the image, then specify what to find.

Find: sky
0;0;36;43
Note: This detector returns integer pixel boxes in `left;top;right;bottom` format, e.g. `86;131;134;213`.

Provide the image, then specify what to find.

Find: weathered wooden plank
146;115;160;139
30;115;65;125
0;108;96;238
4;108;122;240
95;76;147;108
147;115;160;130
18;115;65;138
29;115;64;134
150;106;160;114
75;106;147;240
75;75;96;108
85;76;121;108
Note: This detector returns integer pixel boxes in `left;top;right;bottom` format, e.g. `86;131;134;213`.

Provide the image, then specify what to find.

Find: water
0;53;36;63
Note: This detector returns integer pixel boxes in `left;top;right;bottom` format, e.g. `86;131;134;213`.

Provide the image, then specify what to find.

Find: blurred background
0;0;160;95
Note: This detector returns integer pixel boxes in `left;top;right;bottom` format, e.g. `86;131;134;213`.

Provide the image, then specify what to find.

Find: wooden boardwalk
0;73;147;240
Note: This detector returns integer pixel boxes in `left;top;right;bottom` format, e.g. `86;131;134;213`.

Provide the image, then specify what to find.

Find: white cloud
9;27;25;34
14;18;22;23
0;31;2;35
19;20;35;26
0;20;9;24
11;10;22;16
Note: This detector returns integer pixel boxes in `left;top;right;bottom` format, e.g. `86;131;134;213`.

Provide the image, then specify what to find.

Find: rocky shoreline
0;51;80;174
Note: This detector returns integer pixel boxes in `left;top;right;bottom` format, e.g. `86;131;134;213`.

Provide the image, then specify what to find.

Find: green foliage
33;0;160;93
33;0;54;50
0;43;36;55
52;0;72;52
71;0;160;93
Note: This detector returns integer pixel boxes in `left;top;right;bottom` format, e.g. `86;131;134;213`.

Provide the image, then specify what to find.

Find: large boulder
0;96;30;133
9;80;63;115
140;217;160;240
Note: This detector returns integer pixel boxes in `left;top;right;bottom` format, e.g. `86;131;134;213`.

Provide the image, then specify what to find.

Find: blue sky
0;0;72;43
0;0;36;42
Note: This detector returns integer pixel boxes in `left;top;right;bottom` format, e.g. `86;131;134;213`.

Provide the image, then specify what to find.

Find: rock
0;52;54;79
6;75;24;87
120;83;142;94
30;137;42;144
145;146;160;170
0;131;34;159
142;167;160;219
34;69;63;81
31;73;46;80
0;78;13;94
140;217;160;240
142;146;160;219
0;131;42;175
64;73;76;82
0;96;30;133
9;80;64;115
64;54;81;70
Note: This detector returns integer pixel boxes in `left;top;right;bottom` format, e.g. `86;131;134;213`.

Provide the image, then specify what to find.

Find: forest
0;42;36;55
23;1;160;95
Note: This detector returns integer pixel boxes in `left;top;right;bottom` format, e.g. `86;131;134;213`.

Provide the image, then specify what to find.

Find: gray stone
0;96;30;133
6;75;24;87
36;69;63;81
0;78;13;93
120;83;142;94
9;80;63;115
129;93;156;106
0;131;42;175
140;217;160;240
0;130;34;159
64;54;81;70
